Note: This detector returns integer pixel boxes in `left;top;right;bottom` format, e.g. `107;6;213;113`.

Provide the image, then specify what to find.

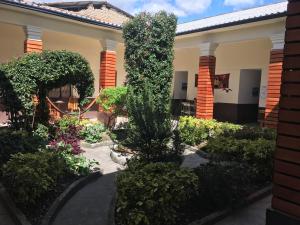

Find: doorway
172;71;188;116
237;69;262;123
173;71;188;100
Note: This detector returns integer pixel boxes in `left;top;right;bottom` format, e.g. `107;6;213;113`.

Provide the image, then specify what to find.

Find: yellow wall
215;39;271;107
173;39;272;107
116;44;127;86
43;30;101;96
0;22;25;63
0;22;274;108
0;22;128;97
173;48;199;100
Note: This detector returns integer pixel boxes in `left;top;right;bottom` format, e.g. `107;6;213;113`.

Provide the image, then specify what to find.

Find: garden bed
187;185;272;225
12;174;80;225
41;171;101;225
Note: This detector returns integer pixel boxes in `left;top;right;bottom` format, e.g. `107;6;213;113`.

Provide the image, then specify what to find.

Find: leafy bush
223;126;276;140
58;115;80;132
97;87;127;128
0;129;45;165
1;151;67;206
33;123;49;143
50;117;82;155
194;162;253;210
116;162;198;225
54;142;98;176
50;125;82;155
203;137;275;181
125;84;173;162
0;50;94;129
178;116;241;146
80;123;106;144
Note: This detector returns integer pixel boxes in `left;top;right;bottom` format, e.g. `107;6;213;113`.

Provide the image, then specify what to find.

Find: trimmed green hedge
194;162;253;210
0;129;45;165
178;116;242;146
2;151;68;206
203;137;275;181
116;162;198;225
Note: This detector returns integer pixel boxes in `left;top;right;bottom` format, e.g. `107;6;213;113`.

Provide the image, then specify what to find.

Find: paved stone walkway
215;195;271;225
51;146;123;225
0;198;16;225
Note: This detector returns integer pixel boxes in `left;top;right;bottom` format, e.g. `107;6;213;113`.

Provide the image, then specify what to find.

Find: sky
40;0;286;23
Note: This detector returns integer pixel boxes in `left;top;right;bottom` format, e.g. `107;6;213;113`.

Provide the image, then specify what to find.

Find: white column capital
24;25;42;40
100;39;118;52
199;42;219;56
270;33;285;50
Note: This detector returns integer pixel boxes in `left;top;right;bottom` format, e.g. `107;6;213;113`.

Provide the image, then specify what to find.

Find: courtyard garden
0;9;276;225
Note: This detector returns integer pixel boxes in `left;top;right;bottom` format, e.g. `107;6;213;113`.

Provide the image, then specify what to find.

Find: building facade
0;0;288;127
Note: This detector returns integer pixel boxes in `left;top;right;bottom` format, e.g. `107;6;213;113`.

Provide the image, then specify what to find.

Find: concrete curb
41;171;102;225
0;183;32;225
81;140;114;149
188;185;272;225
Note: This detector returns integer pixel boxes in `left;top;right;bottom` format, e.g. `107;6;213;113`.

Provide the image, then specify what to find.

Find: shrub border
188;185;272;225
0;183;32;225
41;171;102;225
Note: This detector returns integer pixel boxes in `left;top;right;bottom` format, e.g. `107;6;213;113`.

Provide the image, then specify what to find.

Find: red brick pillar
100;51;116;88
24;26;42;53
100;39;117;89
264;34;284;128
266;1;300;224
196;43;218;119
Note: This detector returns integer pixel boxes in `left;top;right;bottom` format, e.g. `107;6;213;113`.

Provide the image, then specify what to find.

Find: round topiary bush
0;50;94;129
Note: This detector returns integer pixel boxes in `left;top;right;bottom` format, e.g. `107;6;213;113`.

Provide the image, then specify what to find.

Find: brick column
24;26;42;53
196;43;218;119
264;34;284;128
266;1;300;224
100;39;117;89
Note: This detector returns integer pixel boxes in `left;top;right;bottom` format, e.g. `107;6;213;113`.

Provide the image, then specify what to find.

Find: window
48;85;72;98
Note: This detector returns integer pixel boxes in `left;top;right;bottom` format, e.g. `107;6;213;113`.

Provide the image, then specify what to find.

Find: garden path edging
0;183;32;225
188;185;272;225
41;171;102;225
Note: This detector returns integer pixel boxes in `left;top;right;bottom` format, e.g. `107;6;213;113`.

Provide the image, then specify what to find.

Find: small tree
123;11;177;161
97;86;127;128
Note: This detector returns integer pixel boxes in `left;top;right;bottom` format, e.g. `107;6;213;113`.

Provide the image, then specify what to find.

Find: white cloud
108;0;212;17
136;0;186;16
224;0;264;9
175;0;212;14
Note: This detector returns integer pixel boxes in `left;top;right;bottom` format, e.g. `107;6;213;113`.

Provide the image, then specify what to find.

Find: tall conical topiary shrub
123;11;177;112
123;11;177;161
